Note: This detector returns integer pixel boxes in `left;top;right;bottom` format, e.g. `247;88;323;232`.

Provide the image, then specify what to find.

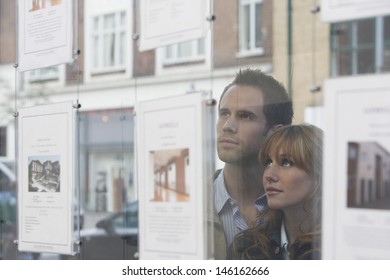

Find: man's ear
266;124;283;136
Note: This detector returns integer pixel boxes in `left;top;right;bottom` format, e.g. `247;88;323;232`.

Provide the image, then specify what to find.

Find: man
212;68;293;259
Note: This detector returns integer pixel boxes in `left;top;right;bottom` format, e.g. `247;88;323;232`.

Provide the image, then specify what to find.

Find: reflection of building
152;148;190;202
347;142;390;208
79;109;134;212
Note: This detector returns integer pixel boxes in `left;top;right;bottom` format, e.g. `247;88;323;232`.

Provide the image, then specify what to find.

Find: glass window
29;66;59;82
331;16;390;76
383;16;390;71
162;38;205;65
239;0;264;55
92;11;126;72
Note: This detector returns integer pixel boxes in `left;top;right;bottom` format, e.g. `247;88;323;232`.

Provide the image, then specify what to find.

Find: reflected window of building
163;38;205;65
79;108;135;213
384;16;390;72
92;11;126;72
348;145;357;159
238;0;264;56
331;15;390;76
29;66;59;82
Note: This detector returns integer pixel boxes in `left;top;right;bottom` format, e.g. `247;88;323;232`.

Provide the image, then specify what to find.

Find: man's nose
222;116;237;133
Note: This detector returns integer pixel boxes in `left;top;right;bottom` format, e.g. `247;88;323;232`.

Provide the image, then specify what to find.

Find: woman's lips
265;187;282;196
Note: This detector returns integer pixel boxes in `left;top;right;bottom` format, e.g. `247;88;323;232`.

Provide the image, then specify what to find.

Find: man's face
216;85;268;165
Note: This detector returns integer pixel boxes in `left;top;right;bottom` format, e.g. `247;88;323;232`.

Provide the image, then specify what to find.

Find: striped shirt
214;169;266;247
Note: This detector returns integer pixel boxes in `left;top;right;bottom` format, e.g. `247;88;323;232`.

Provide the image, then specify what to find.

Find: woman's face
262;151;314;211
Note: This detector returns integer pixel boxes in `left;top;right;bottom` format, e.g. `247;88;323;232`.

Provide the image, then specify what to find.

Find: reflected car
62;201;138;260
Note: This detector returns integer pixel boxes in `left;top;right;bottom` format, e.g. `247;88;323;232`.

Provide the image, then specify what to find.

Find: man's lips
218;137;239;145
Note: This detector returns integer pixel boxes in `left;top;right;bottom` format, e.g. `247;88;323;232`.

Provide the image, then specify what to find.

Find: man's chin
218;154;242;164
218;153;259;166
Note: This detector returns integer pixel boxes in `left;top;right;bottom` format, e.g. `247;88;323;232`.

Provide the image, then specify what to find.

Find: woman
228;124;323;259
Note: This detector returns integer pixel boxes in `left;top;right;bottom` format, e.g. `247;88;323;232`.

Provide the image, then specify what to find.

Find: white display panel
139;0;209;51
323;74;390;259
17;101;78;255
137;92;214;259
17;0;74;71
321;0;390;22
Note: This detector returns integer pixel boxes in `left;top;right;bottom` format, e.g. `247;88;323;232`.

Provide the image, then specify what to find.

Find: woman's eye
281;158;293;167
264;158;273;167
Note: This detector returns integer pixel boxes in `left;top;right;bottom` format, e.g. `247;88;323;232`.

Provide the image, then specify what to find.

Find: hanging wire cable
207;0;216;102
71;0;83;259
310;1;321;93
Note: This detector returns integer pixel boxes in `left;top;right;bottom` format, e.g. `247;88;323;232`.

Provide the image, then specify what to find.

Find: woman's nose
264;167;278;182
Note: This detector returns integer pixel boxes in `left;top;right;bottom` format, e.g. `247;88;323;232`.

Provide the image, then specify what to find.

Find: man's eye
281;158;293;167
219;111;230;118
238;112;253;120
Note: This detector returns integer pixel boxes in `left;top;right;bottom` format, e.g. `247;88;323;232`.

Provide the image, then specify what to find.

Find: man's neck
223;163;264;205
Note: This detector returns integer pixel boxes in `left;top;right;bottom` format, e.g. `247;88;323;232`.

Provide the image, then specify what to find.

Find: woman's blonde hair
259;124;322;181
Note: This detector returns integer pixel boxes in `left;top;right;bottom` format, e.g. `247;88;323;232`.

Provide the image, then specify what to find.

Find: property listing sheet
137;92;213;259
18;101;77;255
323;74;390;259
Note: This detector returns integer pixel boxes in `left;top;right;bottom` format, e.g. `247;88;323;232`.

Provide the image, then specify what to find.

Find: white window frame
237;0;265;57
91;11;127;74
162;38;206;66
29;66;59;82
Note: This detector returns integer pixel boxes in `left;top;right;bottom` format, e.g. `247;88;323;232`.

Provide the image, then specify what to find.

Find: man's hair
219;68;293;128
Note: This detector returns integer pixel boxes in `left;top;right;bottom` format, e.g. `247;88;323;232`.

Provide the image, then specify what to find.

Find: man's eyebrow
218;107;230;112
236;109;257;116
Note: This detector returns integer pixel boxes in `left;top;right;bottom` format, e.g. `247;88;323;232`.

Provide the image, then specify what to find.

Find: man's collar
214;169;232;213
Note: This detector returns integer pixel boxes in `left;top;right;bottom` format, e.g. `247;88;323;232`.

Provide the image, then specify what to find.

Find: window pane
337;50;352;76
240;4;250;50
384;45;390;72
331;23;352;76
120;11;126;27
357;49;375;74
104;34;115;67
255;3;262;48
357;18;374;45
165;45;173;59
93;17;99;31
384;16;390;40
104;14;115;29
93;35;99;68
332;22;351;49
197;38;205;55
384;16;390;71
119;32;125;65
178;41;192;58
